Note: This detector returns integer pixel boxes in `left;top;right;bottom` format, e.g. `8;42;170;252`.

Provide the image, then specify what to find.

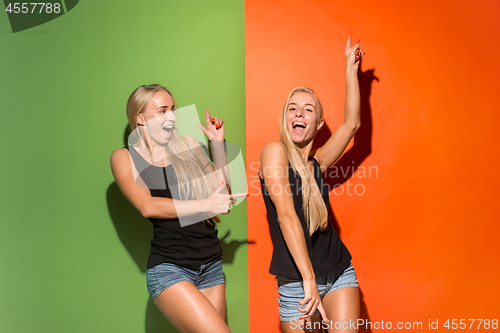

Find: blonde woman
259;38;364;332
110;84;245;333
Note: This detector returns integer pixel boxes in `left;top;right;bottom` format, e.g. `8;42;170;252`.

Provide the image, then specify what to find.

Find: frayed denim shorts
146;259;225;300
277;263;359;322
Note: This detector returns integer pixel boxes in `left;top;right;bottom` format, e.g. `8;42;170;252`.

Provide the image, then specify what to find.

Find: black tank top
125;146;222;270
260;157;351;280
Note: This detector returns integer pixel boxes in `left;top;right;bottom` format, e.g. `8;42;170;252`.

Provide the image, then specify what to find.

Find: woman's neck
295;139;314;163
137;129;169;164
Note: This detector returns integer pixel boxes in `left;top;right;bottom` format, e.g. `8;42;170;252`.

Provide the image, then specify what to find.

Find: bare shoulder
110;147;138;179
110;147;130;166
260;141;288;169
261;141;287;159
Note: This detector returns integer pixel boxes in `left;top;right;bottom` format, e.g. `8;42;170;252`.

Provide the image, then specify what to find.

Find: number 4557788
443;319;498;329
5;3;61;14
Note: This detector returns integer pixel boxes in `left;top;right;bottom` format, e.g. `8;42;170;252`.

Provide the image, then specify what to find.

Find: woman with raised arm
259;38;364;332
110;84;245;333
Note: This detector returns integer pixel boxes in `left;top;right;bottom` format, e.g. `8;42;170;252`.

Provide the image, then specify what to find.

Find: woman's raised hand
298;278;328;321
197;109;224;142
205;182;247;216
345;37;365;71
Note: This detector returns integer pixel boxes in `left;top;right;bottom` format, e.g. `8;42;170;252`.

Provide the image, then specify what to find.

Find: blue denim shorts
146;259;225;299
277;263;359;322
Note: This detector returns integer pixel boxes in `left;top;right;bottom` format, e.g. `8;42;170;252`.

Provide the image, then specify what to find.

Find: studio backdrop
1;1;499;333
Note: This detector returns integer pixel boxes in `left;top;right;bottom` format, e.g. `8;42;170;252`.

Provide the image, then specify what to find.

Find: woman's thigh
321;263;360;332
199;283;226;320
281;315;324;333
195;259;226;318
154;281;231;333
322;287;360;333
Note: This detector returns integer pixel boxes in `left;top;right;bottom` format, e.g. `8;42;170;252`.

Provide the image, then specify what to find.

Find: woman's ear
317;119;324;131
137;113;146;126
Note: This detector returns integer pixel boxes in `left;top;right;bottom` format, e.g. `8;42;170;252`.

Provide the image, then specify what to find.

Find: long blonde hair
126;84;216;222
279;87;328;235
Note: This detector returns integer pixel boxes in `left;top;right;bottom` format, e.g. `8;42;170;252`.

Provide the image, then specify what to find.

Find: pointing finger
205;109;210;124
346;36;352;48
317;302;328;322
229;193;248;198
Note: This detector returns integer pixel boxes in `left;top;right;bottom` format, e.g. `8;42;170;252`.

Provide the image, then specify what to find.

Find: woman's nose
168;110;176;122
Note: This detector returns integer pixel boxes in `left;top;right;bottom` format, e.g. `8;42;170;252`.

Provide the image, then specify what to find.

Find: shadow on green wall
106;181;179;332
106;181;150;272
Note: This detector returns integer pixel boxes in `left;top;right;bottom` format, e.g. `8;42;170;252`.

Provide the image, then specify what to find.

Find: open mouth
292;121;307;134
162;125;173;135
292;121;306;129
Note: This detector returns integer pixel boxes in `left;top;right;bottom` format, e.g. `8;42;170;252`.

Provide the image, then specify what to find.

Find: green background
0;1;247;332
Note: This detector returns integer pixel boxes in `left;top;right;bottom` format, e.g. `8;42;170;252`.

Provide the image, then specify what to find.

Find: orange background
246;0;500;331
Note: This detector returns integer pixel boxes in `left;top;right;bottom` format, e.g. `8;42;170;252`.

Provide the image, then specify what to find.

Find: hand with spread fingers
197;108;224;142
345;36;365;72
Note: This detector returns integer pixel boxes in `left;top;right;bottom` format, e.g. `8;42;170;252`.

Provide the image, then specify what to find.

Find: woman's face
285;92;323;144
138;90;176;146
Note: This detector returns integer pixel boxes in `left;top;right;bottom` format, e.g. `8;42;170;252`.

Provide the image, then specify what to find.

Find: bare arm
260;141;327;320
196;109;230;192
314;37;362;171
110;148;242;220
211;141;230;190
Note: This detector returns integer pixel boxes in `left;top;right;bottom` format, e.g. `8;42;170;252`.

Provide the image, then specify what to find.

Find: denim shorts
146;259;225;300
277;263;359;322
